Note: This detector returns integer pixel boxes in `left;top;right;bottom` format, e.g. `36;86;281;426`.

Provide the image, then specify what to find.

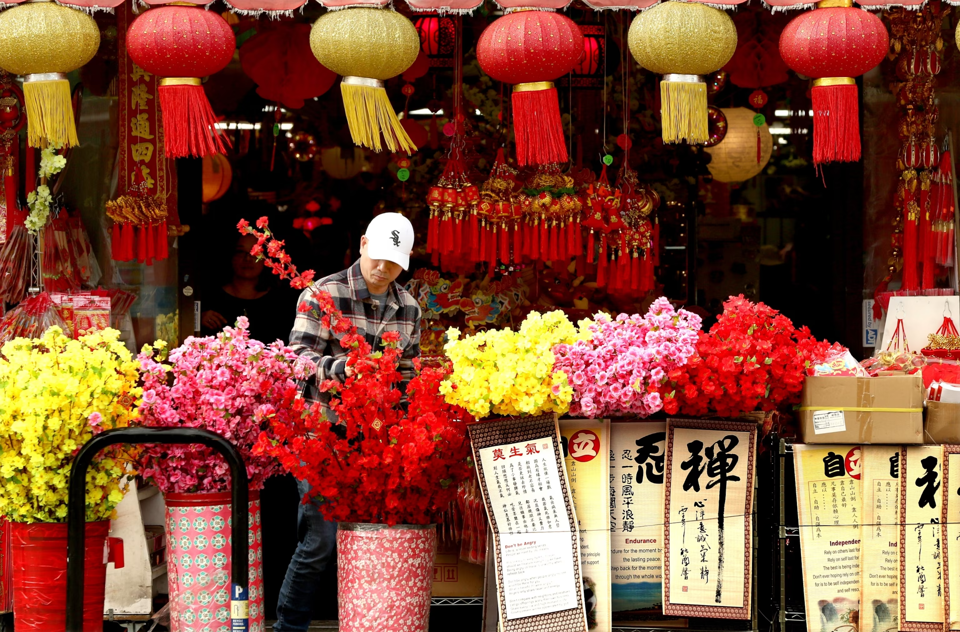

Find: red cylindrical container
164;489;264;632
337;523;436;632
10;520;110;632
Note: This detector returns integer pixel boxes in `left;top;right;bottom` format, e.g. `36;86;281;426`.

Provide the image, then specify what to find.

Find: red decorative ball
476;11;583;85
127;6;235;79
779;7;887;79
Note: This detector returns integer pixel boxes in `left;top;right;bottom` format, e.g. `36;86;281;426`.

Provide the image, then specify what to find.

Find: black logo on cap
390;230;401;247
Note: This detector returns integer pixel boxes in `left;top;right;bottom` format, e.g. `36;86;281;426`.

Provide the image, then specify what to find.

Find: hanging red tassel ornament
477;12;583;167
779;0;888;165
127;6;235;158
901;170;920;291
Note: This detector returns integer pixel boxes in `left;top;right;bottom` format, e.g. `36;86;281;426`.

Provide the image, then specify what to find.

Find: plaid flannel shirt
288;261;422;410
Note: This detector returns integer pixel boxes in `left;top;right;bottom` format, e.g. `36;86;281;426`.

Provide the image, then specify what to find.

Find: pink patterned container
337;523;437;632
165;490;264;632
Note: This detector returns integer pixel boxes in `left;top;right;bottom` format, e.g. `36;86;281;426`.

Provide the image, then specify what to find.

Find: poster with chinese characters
663;419;756;619
899;445;945;632
468;414;588;632
610;421;687;629
860;446;901;632
560;419;611;631
794;444;862;632
942;446;960;632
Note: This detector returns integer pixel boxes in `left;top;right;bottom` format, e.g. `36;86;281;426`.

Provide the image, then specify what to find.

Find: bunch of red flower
243;218;474;526
238;218;315;289
659;295;834;418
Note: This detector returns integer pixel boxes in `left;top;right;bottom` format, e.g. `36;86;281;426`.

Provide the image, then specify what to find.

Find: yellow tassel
341;82;415;155
660;79;708;145
23;79;78;149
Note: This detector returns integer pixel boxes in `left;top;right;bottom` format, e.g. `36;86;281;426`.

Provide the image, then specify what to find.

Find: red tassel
479;221;488;263
540;220;549;262
487;225;497;275
903;209;919;291
642;250;655;292
513;222;522;264
609;251;620;289
158;83;230;159
145;223;156;265
587;231;595;264
440;215;454;255
453;217;463;254
549;223;559;262
597;248;607;288
511;85;568;167
136;226;147;263
499;224;509;265
631;252;641;291
123;223;135;261
156;220;168;261
574;224;583;260
427;212;439;253
652;221;660;266
529;219;539;260
566;221;576;259
811;82;860;165
111;223;121;260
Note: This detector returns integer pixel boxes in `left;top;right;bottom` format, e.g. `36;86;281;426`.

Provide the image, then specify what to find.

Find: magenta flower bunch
136;317;314;493
552;298;701;418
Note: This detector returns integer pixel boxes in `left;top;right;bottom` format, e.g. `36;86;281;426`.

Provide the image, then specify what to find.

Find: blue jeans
273;479;338;632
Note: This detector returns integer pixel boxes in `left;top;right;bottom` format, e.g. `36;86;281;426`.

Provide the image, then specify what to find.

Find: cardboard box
431;543;485;597
925;401;960;444
799;375;924;444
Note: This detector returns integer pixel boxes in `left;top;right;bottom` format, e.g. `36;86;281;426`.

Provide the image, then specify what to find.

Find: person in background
274;212;421;632
199;233;294;344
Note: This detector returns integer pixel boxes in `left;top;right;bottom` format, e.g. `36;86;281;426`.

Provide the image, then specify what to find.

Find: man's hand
201;310;228;331
344;358;377;378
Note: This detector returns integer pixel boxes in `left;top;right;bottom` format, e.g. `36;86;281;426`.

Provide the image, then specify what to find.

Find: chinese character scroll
468;414;588;632
560;418;611;631
942;445;960;632
663;419;756;619
899;445;944;632
794;444;863;632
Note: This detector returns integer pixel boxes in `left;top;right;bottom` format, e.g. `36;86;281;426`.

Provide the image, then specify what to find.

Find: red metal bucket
10;521;110;632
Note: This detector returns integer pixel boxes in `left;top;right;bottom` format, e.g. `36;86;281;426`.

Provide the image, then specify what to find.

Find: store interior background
49;2;960;627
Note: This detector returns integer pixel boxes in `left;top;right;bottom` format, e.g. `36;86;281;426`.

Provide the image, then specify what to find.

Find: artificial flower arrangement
552;297;701;418
241;218;474;525
0;327;140;522
659;295;834;418
24;144;66;235
440;310;589;418
136;318;312;493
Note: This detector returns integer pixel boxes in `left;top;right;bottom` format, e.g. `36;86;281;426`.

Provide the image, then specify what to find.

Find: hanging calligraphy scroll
899;445;945;632
942;446;960;632
794;445;862;632
468;415;588;632
610;421;688;628
559;419;611;631
860;445;901;632
662;419;756;620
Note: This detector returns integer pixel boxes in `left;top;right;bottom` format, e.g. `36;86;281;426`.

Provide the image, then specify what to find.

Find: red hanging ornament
477;12;583;167
127;6;236;158
240;22;336;110
779;2;888;165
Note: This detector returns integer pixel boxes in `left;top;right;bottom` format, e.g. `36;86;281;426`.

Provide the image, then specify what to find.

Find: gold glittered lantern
310;8;420;154
705;108;773;182
628;2;737;145
0;1;99;148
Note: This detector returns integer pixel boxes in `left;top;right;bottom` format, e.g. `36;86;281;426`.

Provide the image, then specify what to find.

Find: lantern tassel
341;77;416;155
158;79;229;158
512;82;568;167
23;74;78;148
811;79;860;165
660;75;707;145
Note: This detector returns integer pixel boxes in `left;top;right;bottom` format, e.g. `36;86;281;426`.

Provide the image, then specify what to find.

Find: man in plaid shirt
274;212;421;632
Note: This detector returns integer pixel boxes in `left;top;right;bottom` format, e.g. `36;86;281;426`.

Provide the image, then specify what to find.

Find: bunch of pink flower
136;317;315;493
552;298;701;418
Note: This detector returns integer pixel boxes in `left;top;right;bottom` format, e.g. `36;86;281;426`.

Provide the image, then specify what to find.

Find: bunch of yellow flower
0;327;141;523
440;311;591;418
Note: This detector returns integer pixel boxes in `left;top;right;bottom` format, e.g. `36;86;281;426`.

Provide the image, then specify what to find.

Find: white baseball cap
365;212;415;270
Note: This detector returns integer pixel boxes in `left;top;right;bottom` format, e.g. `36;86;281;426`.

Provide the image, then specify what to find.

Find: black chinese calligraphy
705;435;741;605
823;451;845;478
635;432;666;485
681;440;706;492
915;455;941;510
890;453;900;479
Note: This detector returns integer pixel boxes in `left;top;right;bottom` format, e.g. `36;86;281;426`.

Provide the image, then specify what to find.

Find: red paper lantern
240;22;336;110
560;24;605;90
779;1;888;165
477;11;583;167
127;6;236;159
414;14;456;68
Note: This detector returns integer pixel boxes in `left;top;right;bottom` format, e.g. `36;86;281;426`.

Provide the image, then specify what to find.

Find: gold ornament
310;8;419;154
0;2;99;148
628;2;736;145
705;108;773;183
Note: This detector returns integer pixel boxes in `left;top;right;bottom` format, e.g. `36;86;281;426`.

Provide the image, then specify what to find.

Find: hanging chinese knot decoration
477;11;584;167
779;0;888;166
628;2;737;146
0;2;99;149
425;155;480;274
310;8;421;154
476;149;521;274
126;5;236;159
